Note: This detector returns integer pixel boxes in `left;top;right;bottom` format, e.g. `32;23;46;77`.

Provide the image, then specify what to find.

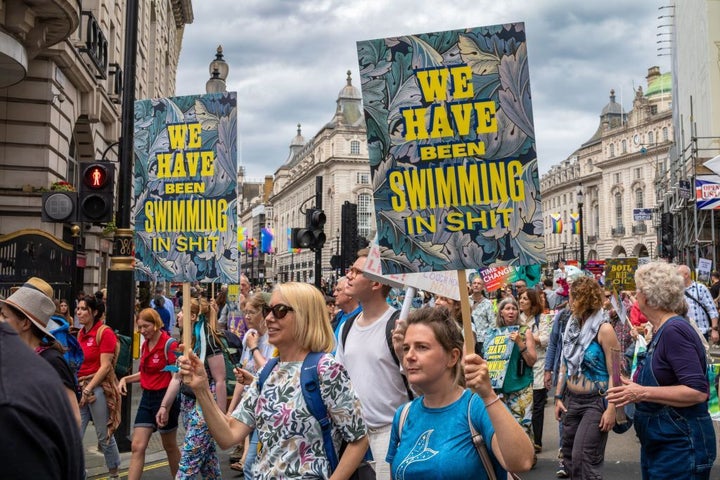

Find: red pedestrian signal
79;162;115;222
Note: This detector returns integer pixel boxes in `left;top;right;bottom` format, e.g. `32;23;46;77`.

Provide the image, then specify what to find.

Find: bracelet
554;394;563;400
484;395;502;408
159;405;167;409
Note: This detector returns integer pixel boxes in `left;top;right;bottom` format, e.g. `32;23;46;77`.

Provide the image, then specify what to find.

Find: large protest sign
475;265;542;292
356;23;545;274
133;92;238;283
483;326;519;389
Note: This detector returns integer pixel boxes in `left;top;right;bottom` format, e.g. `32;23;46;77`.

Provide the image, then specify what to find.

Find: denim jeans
561;391;607;479
80;385;121;470
634;406;716;480
243;430;259;478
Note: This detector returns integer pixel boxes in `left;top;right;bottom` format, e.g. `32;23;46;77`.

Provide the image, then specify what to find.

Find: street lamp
576;183;585;269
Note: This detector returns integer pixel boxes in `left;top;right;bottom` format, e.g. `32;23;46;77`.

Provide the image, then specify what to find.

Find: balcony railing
611;226;626;237
632;223;648;235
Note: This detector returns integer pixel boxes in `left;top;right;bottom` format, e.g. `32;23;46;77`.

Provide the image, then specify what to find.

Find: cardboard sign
132;92;238;283
483;326;518;389
604;258;638;291
356;23;545;274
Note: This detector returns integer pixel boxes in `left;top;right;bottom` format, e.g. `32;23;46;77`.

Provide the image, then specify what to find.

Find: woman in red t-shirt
119;308;181;480
76;295;121;478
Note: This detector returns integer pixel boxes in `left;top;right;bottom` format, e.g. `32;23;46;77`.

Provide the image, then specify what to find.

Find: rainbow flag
570;212;581;234
238;227;246;253
287;228;300;254
550;213;563;234
260;227;274;254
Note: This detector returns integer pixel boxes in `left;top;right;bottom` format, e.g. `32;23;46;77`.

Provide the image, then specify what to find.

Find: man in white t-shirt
336;248;411;480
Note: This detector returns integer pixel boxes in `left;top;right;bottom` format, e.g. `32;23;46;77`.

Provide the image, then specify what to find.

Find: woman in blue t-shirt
387;306;533;479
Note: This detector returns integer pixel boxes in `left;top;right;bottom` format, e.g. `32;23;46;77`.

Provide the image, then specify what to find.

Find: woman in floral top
179;282;369;479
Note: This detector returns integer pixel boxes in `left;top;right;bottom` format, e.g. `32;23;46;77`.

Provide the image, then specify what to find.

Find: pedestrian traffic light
290;208;326;251
660;212;674;259
41;191;77;222
79;162;115;222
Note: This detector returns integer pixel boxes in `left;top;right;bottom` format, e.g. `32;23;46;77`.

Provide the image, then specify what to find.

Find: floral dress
233;354;367;479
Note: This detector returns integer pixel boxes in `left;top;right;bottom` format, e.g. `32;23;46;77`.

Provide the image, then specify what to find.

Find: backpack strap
397;401;412;440
300;352;339;471
467;394;498;480
257;357;279;392
96;324;108;345
340;311;360;350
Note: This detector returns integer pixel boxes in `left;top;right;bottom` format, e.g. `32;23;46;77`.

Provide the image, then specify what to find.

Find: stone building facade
0;0;192;296
541;67;673;264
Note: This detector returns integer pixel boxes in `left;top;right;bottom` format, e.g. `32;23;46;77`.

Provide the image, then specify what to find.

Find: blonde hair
137;307;164;329
274;282;335;353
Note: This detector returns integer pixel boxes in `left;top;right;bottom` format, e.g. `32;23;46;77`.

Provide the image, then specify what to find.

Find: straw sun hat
0;277;56;339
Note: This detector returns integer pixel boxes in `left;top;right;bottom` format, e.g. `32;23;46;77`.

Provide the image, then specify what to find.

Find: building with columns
541;67;673;265
0;0;192;298
255;71;373;287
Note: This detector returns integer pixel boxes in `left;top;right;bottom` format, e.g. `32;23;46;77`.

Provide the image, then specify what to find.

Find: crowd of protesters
2;255;720;479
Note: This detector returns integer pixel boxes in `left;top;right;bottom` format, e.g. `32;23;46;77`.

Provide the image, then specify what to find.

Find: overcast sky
174;0;671;180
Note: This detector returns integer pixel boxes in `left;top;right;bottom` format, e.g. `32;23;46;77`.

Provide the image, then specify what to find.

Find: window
648;131;654;144
622;139;627;153
358;193;373;238
614;172;621;184
615;192;623;227
609;144;615;157
350;140;360;155
635;189;643;209
634;167;642;180
356;172;370;184
663;127;668;141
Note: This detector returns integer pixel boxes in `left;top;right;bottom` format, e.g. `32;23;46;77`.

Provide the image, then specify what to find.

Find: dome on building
325;71;364;128
582;89;626;147
601;89;624;116
283;124;305;166
645;72;671;98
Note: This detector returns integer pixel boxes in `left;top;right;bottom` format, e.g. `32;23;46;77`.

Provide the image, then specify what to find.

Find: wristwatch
250;346;259;355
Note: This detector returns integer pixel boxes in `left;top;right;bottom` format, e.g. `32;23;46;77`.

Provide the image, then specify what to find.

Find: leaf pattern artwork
132;92;238;283
357;23;546;273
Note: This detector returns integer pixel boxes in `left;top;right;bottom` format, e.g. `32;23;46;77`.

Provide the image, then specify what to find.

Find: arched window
350;140;360;155
648;131;654;144
662;127;668;141
635;188;643;209
615;192;623;227
609;144;615;157
622;139;627;153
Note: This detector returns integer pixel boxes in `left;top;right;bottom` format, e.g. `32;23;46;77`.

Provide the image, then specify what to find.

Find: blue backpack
258;353;340;469
49;315;84;375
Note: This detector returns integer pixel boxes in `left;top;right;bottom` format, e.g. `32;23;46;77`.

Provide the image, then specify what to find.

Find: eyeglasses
347;266;365;277
266;304;294;319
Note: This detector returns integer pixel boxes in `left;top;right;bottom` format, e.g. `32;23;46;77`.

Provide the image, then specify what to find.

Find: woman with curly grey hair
553;275;621;479
607;262;716;479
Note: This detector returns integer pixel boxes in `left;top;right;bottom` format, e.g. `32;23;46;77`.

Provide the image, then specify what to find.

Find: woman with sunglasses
227;292;274;474
178;282;369;479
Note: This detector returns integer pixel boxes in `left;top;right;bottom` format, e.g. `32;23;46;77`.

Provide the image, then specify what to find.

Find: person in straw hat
0;283;85;479
0;277;80;424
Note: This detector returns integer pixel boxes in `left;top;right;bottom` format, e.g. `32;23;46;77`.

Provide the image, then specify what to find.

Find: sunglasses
266;304;294;319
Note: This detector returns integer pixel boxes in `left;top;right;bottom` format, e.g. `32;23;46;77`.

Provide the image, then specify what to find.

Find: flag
260;227;274;254
238;227;246;253
550;213;563;234
287;228;300;253
570;212;581;234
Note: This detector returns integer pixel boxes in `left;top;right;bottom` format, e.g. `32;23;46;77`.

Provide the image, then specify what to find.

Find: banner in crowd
356;23;545;274
696;175;720;210
484;326;519;389
474;265;542;292
132;92;238;283
604;257;638;291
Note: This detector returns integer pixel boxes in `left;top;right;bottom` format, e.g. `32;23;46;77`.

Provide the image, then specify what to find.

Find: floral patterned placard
357;23;545;273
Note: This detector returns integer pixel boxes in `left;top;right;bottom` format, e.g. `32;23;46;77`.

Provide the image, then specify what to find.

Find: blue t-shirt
387;389;504;480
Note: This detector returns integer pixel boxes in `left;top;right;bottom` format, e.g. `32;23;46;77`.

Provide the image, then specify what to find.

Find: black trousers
532;387;547;447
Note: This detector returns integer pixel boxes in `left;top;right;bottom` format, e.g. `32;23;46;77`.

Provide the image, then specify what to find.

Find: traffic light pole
314;176;322;290
106;0;139;452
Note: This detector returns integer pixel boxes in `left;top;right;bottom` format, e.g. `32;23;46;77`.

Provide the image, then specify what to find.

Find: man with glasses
336;248;411;480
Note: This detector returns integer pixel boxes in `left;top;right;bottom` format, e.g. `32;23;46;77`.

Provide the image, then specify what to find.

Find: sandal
230;460;244;472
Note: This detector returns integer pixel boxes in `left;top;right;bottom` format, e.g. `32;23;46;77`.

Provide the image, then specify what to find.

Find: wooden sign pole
182;283;192;355
457;270;475;356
